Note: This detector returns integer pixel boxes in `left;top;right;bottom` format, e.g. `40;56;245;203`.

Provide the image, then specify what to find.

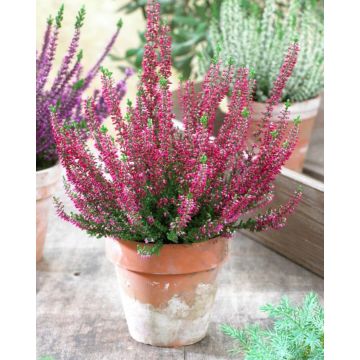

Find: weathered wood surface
37;183;323;360
245;167;324;277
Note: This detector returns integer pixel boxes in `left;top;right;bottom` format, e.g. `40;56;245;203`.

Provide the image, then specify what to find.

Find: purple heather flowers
36;4;131;170
52;0;302;255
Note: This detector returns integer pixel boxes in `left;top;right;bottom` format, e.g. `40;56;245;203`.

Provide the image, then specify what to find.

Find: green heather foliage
221;292;324;360
205;0;324;102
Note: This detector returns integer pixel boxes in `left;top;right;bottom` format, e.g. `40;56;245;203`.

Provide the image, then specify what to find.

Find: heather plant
36;4;131;171
202;0;324;102
52;0;302;256
221;292;324;359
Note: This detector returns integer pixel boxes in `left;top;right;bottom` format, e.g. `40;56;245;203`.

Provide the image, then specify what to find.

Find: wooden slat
244;168;324;277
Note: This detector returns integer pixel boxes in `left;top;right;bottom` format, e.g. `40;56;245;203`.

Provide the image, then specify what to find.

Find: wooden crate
244;168;324;277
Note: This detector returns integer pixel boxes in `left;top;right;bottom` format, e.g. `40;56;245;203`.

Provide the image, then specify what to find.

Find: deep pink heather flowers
37;5;132;171
52;0;302;255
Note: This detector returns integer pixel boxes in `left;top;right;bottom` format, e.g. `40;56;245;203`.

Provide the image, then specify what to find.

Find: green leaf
200;115;208;127
100;66;112;78
285;99;292;110
137;241;163;256
241;107;250;118
100;125;108;134
72;78;84;90
200;154;207;164
75;5;86;29
55;4;64;29
270;130;279;139
166;231;178;243
117;18;123;29
293;115;301;126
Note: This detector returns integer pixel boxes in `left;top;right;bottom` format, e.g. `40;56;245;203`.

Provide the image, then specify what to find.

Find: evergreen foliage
222;292;324;359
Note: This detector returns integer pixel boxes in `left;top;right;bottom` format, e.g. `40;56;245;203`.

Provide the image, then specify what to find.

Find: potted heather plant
204;0;324;172
52;0;303;347
36;4;131;262
222;292;324;359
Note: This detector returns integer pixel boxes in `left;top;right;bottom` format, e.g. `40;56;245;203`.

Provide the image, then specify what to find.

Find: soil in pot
106;236;229;347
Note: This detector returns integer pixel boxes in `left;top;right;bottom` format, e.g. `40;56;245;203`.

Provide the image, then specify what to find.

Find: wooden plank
37;180;323;359
244;167;324;277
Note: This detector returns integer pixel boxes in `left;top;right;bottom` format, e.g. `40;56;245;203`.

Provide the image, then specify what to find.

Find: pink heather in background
52;0;302;255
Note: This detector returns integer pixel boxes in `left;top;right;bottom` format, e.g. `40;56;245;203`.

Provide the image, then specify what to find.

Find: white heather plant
204;0;324;102
221;292;324;360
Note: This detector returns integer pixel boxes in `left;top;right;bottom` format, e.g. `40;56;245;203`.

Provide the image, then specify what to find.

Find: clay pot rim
251;95;321;121
252;94;321;106
114;236;225;247
36;162;62;199
36;161;61;175
106;236;229;275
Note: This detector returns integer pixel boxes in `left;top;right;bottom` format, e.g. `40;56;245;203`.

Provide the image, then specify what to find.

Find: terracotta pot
250;96;321;172
36;163;61;262
106;237;229;347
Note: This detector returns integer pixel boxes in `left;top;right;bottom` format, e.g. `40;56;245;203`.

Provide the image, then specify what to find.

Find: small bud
47;15;53;26
120;153;128;162
124;112;131;122
76;49;83;62
159;76;168;88
147;118;153;128
293;34;299;43
55;4;64;29
100;125;108;134
72;78;84;90
227;56;235;66
241;107;250;118
249;68;256;79
117;18;123;29
285;99;291;110
200;154;207;164
200;115;208;127
293;115;301;126
270;130;279;139
282;140;290;148
100;66;112;78
75;5;86;29
126;99;132;108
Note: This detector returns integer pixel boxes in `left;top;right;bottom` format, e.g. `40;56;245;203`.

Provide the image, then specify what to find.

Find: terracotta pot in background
106;237;229;347
250;96;321;172
36;163;61;262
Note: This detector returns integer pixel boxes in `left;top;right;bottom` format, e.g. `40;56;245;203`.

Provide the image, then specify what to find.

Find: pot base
116;268;217;347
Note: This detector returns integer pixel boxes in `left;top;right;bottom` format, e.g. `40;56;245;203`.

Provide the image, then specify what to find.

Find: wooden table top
37;186;323;360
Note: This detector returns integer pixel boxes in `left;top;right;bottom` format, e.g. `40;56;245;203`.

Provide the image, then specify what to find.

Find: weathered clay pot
106;237;229;347
36;163;61;262
250;96;321;172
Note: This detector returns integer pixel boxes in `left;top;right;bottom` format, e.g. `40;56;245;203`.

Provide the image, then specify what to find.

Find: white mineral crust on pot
120;282;217;346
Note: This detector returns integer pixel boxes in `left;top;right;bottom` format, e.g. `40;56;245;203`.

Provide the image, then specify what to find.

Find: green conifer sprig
222;292;324;359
